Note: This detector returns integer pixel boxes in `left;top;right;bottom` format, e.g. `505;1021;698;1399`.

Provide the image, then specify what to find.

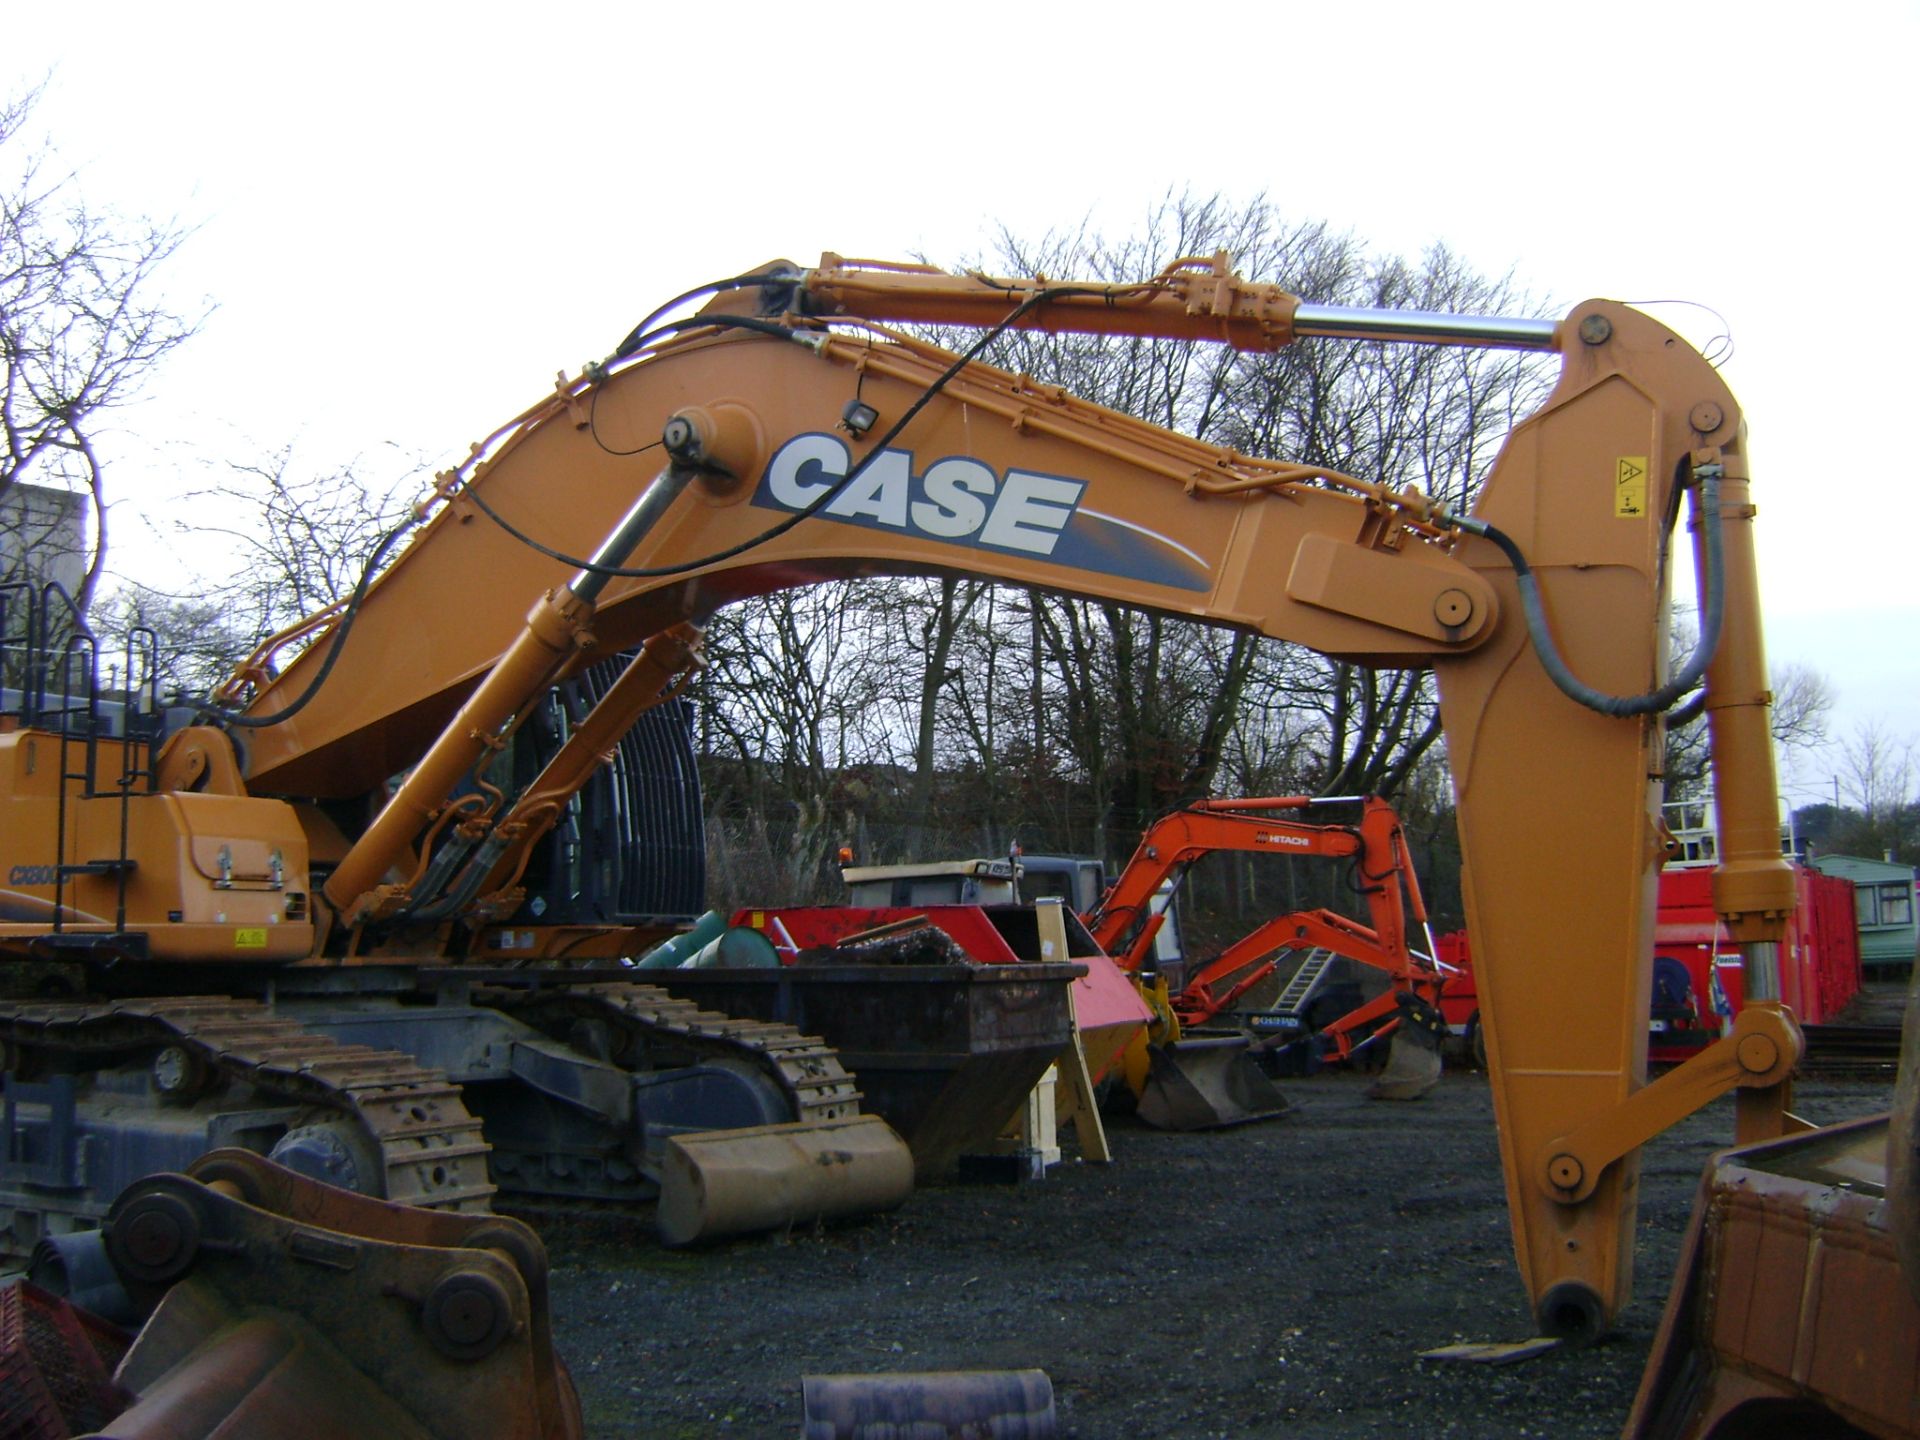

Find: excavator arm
1086;797;1420;975
214;254;1793;1340
1084;795;1444;1104
1089;800;1365;962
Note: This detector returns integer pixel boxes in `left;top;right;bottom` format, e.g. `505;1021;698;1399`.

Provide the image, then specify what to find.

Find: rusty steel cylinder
655;1114;913;1247
801;1368;1056;1439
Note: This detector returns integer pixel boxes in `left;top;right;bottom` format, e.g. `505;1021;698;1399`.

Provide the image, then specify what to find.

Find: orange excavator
838;793;1447;1125
1;249;1805;1347
1087;794;1449;1114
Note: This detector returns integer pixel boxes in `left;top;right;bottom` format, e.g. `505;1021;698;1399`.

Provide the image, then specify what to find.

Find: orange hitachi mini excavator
1087;794;1450;1118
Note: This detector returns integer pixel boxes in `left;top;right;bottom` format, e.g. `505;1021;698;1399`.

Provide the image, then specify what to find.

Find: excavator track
471;980;914;1244
0;996;496;1212
476;980;864;1127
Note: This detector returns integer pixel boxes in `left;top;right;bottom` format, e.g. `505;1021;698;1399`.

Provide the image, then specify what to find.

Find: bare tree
695;581;897;883
1841;722;1916;822
82;445;423;704
969;193;1551;837
167;445;422;639
1807;721;1920;867
1662;638;1836;801
0;84;202;614
1768;662;1834;752
86;586;251;701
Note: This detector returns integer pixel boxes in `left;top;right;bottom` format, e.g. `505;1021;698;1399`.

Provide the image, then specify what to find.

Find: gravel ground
544;1068;1897;1440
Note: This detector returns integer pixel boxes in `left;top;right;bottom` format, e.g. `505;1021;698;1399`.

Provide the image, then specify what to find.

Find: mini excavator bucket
655;1114;915;1246
1136;1035;1290;1130
1365;993;1447;1102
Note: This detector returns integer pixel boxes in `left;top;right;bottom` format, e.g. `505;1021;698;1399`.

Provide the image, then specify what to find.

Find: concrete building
0;480;88;601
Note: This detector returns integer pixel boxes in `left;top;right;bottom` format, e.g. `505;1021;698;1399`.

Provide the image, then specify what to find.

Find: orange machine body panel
0;731;312;962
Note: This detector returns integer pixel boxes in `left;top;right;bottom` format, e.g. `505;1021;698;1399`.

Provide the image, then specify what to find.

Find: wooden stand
1034;899;1110;1163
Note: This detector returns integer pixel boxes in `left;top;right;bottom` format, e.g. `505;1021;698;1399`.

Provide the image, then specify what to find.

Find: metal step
1270;948;1338;1017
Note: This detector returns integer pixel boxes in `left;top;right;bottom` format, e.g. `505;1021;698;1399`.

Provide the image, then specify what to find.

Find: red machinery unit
1437;864;1861;1064
1645;866;1861;1059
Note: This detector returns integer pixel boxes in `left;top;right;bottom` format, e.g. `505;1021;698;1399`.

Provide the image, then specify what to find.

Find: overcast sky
8;1;1914;807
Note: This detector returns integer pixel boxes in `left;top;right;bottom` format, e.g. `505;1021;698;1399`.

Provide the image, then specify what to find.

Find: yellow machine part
655;1114;914;1247
0;733;313;962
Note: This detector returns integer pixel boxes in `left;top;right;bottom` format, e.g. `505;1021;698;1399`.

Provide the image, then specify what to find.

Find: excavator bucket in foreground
20;1148;583;1440
656;1113;914;1246
1136;1035;1290;1130
1625;967;1920;1438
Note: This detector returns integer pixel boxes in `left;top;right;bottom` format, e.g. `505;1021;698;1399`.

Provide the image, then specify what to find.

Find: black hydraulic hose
197;513;419;730
1665;687;1709;729
397;834;509;926
1454;466;1725;717
608;269;791;361
463;288;1073;582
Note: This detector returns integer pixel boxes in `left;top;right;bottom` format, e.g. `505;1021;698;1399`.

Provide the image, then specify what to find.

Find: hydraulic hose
1664;687;1709;729
1451;465;1724;718
466;282;1131;583
197;513;419;730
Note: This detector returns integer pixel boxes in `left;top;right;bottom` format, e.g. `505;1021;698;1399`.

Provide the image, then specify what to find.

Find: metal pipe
801;1369;1055;1440
1292;304;1561;350
633;911;727;968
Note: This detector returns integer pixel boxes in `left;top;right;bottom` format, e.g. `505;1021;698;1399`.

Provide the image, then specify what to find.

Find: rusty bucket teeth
1136;1035;1290;1131
655;1114;913;1247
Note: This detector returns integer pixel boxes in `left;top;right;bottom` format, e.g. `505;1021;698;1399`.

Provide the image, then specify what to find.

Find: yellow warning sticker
235;927;269;949
1615;456;1648;517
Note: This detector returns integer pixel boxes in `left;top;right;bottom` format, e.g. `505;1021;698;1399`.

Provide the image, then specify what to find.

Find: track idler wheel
269;1120;384;1196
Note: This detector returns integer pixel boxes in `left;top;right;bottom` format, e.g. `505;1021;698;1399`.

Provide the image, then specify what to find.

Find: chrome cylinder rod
570;461;696;603
1742;941;1782;1003
1292;304;1561;351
